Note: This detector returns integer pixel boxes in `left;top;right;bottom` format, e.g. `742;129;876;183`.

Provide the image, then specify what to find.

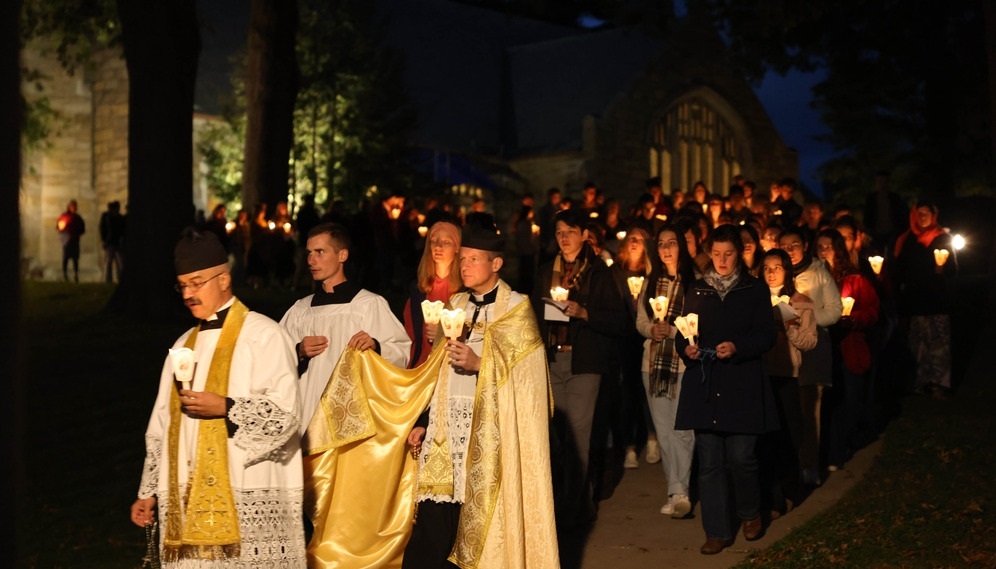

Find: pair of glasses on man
174;272;224;293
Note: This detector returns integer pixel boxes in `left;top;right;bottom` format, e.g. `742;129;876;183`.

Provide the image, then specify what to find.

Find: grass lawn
15;277;996;568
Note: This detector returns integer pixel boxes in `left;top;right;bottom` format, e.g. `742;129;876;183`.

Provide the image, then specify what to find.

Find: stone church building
19;0;796;280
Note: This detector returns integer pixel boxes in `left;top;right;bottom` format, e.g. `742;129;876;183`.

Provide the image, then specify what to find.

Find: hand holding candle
868;255;884;275
169;347;195;390
421;300;444;324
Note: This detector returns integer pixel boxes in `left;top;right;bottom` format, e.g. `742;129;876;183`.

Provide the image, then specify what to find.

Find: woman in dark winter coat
675;224;778;555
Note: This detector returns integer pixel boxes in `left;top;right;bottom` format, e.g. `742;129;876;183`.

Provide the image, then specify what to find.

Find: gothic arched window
649;96;745;195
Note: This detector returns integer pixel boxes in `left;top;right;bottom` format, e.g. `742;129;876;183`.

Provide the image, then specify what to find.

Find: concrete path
575;437;882;568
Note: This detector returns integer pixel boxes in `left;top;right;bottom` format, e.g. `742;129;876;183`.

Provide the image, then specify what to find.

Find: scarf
647;273;683;398
163;299;248;562
893;205;945;258
703;267;740;300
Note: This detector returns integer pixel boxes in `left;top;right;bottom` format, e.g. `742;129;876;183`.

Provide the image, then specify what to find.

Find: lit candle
933;249;950;266
604;258;614;267
589;211;599;219
268;221;276;231
225;221;235;233
417;213;426;224
616;230;627;241
655;214;668;222
283;222;292;234
439;308;466;340
626;276;644;299
868;256;884;275
550;287;569;302
169;347;196;391
686;313;699;338
650;296;669;321
531;223;540;236
390;207;401;220
420;300;444;324
418;225;428;237
841;297;855;317
701;203;708;213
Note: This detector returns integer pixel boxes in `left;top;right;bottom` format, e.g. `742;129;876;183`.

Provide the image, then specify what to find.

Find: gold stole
163;300;248;561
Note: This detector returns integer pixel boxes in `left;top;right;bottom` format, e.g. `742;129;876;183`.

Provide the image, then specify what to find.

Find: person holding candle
778;226;842;487
635;224;697;518
405;215;560;569
759;248;817;517
402;219;463;368
56;199;86;282
130;228;306;567
608;228;658;474
815;229;880;471
674;224;778;554
893;200;956;399
532;208;628;526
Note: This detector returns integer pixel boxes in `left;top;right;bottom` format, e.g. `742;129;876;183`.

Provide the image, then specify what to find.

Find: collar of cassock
469;284;499;307
468;284;499;328
311;279;361;307
199;299;235;330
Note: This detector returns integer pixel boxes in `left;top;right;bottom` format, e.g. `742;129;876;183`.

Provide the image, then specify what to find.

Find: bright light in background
952;234;966;250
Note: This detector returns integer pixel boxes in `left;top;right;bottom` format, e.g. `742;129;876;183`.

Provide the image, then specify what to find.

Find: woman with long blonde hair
402;219;463;367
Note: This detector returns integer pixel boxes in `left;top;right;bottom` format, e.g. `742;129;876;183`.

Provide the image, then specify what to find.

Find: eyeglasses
175;272;224;293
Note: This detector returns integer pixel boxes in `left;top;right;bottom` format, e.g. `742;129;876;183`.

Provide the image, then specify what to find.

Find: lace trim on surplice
157;486;306;568
228;397;300;467
417;396;475;504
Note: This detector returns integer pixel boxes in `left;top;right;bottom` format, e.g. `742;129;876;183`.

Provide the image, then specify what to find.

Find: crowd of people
129;170;959;567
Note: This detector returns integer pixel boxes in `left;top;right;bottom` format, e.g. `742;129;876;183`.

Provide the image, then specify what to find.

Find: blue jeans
696;431;760;540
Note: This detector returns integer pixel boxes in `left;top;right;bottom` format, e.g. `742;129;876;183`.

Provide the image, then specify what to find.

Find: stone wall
21;44;134;281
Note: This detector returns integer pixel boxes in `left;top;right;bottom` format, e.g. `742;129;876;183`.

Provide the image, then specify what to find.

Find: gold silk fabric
163;299;248;562
303;344;445;568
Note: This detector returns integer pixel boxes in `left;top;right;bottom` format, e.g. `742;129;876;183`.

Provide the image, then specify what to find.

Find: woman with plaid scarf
635;224;698;519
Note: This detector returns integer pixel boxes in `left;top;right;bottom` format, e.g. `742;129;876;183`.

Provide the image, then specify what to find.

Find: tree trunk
1;0;24;550
242;0;300;213
111;0;201;318
985;0;996;185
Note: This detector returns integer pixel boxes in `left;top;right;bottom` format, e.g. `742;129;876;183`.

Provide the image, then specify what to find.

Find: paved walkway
574;437;882;568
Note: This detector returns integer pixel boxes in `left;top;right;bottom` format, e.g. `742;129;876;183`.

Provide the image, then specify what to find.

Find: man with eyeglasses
130;228;306;567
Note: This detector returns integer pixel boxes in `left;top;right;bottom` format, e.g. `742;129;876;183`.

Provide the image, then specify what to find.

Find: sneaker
646;442;661;464
670;494;692;518
659;496;675;515
623;448;639;469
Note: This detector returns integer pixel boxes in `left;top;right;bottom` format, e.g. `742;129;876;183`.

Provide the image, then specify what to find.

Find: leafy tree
293;0;416;208
199;0;417;214
688;0;993;203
